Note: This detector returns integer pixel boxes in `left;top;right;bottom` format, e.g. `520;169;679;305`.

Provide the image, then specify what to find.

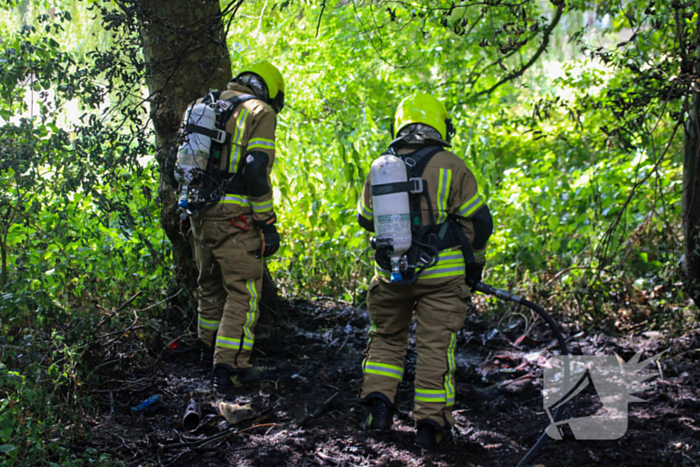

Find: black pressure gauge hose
469;281;570;467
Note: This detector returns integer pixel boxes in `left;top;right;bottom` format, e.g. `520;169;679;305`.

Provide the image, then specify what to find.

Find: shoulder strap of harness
216;93;259;136
369;146;442;197
404;146;442;227
404;146;443;177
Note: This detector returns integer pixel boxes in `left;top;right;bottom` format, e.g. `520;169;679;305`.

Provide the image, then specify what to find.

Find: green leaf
0;444;17;454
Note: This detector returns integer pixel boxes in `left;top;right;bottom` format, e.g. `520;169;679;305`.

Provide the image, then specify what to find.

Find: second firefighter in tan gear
363;278;471;426
358;91;493;447
187;60;284;390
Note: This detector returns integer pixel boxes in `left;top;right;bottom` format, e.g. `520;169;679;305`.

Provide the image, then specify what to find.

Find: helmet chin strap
271;91;284;114
445;118;455;143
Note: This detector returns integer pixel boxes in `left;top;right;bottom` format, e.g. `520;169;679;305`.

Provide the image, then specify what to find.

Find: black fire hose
470;281;569;467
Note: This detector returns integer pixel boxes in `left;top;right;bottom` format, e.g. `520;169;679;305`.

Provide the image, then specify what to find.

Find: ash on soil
82;300;700;467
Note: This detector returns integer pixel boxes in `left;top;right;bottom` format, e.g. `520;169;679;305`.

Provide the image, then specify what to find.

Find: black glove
258;223;280;258
465;263;484;291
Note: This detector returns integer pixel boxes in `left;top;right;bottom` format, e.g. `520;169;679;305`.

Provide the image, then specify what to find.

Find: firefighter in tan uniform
182;61;284;393
357;92;493;450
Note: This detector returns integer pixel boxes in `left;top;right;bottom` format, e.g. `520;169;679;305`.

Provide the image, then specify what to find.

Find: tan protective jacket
358;146;490;282
194;82;277;223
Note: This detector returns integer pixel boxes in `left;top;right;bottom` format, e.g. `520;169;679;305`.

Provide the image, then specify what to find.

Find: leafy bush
0;6;171;466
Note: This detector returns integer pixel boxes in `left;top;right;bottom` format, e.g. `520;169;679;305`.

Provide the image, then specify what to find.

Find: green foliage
0;0;696;462
0;363;122;466
0;1;166;320
0;3;168;465
226;0;689;322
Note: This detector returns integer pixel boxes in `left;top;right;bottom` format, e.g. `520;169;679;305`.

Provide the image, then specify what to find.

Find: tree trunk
1;239;6;289
683;7;700;305
134;0;280;318
135;0;232;296
683;97;700;303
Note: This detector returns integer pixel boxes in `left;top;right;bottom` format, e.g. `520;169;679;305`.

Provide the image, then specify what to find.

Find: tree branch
472;1;564;99
315;0;327;38
597;119;683;269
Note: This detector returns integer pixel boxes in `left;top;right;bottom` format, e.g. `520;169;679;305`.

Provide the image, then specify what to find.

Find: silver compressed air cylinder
175;102;216;211
370;154;412;282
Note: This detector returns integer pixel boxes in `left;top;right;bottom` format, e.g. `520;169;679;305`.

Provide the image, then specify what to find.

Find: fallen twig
335;334;350;353
117;291;143;312
316;450;342;465
164;450;189;466
298;391;340;427
97;325;145;340
104;309;140;348
133;289;184;313
161;423;280;451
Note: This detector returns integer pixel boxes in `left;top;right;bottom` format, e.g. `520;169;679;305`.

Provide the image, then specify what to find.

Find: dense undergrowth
0;0;698;465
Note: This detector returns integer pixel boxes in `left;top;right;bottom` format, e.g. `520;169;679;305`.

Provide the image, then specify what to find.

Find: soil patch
80;300;700;467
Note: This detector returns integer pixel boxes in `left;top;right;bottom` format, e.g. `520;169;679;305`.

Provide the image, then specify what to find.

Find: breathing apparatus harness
370;142;478;285
178;90;260;216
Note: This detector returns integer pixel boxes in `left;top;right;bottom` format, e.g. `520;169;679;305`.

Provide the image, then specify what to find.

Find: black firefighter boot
213;367;267;394
365;396;394;432
414;420;453;451
199;341;214;368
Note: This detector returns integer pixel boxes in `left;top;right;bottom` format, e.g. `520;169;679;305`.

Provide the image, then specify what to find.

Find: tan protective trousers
192;216;263;371
360;276;470;427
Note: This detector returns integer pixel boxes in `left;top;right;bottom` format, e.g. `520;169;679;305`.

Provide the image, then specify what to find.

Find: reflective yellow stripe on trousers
363;361;404;380
198;316;220;330
242;279;257;350
444;332;457;406
414;388;447;402
216;335;242;349
415;333;457;405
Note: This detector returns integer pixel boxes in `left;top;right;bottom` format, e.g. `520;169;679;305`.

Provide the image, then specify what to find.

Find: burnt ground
79;300;700;467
